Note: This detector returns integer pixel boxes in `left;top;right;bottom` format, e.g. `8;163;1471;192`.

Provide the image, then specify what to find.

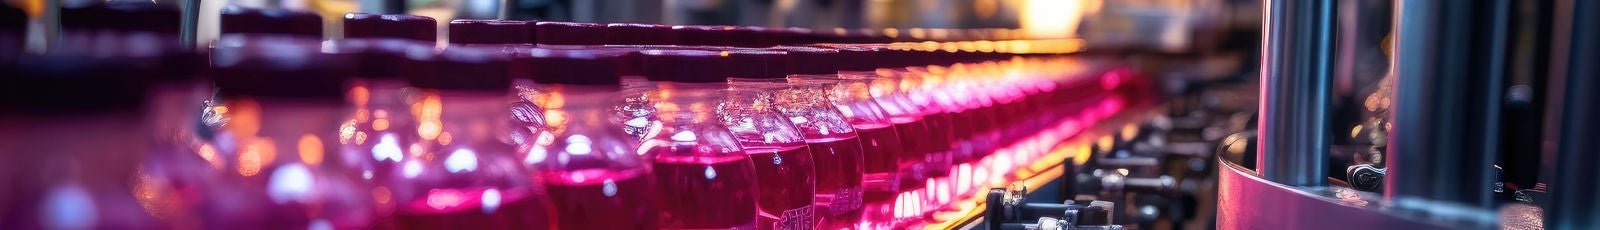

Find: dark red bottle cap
670;25;741;47
3;55;148;114
772;46;840;75
519;48;632;85
220;5;323;38
779;27;823;45
60;1;181;34
734;26;783;48
724;49;788;78
323;38;430;79
637;49;726;83
343;13;437;41
604;23;671;45
210;35;353;99
535;21;605;45
448;19;534;44
401;46;513;90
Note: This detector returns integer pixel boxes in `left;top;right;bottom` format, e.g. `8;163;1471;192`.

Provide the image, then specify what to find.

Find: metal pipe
1257;0;1334;187
1386;0;1506;207
1545;0;1599;228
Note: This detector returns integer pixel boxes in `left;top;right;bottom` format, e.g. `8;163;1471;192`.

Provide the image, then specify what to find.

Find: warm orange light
373;118;390;131
349;86;370;105
224;99;262;137
438;132;453;145
237;138;276;176
373;186;392;204
298;134;324;165
197;143;224;170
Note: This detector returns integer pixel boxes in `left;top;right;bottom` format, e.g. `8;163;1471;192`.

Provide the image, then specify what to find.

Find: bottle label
829;186;863;215
774;205;814;230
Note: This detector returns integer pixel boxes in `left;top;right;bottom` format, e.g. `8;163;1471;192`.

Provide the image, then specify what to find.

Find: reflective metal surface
1257;0;1333;187
1387;0;1506;208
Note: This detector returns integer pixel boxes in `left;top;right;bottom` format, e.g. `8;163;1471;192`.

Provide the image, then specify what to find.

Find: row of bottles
0;3;1151;230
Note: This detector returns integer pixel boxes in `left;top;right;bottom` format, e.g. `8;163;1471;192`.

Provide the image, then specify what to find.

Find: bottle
204;35;375;229
720;84;819;230
0;54;163;229
642;83;762;229
729;77;867;229
788;75;906;228
522;49;658;230
360;46;554;230
638;48;816;230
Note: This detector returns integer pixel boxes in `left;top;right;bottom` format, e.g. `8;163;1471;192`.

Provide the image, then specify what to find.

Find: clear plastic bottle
729;77;866;229
358;46;554;230
0;55;163;229
521;50;657;230
720;84;818;230
641;83;762;229
203;35;376;229
789;75;905;228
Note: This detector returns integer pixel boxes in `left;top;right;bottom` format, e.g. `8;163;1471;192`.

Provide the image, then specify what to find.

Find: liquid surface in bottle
389;187;555;230
652;150;760;229
543;168;657;230
743;144;816;230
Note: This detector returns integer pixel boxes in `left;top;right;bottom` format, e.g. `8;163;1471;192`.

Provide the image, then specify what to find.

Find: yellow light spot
883;28;899;38
1096;136;1114;152
1351;125;1364;138
1120;124;1138;141
299;134;324;165
1020;0;1083;39
544;110;569;128
1116;168;1129;176
438;132;453;145
1072;145;1092;165
373;118;390;131
719;51;730;57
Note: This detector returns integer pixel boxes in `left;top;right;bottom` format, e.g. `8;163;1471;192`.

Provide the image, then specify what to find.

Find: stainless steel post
1386;0;1507;207
1257;0;1334;186
1545;0;1599;227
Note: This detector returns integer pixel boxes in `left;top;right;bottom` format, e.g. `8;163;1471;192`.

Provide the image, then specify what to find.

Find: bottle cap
211;35;353;99
603;23;671;45
402;46;513;90
343;13;437;41
219;5;323;37
536;21;605;45
638;49;726;83
448;19;534;44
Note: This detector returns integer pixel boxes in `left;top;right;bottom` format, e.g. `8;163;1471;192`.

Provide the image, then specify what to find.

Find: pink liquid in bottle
856;124;904;202
543;168;657;230
807;135;866;229
652;151;761;229
892;118;932;192
744;145;818;230
390;187;557;230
